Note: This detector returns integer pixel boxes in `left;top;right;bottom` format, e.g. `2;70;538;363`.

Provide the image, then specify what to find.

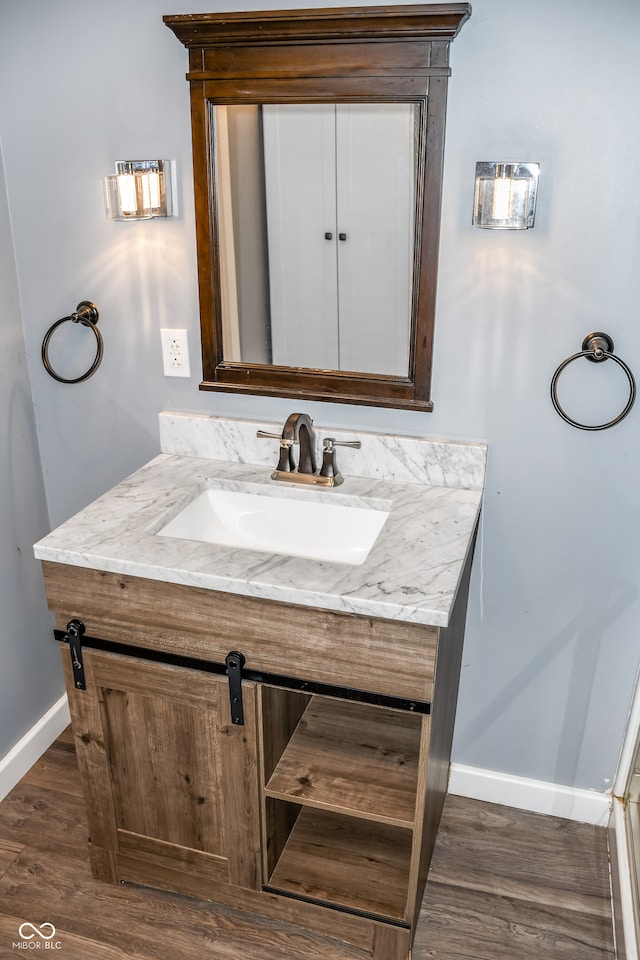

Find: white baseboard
0;694;70;802
449;761;611;826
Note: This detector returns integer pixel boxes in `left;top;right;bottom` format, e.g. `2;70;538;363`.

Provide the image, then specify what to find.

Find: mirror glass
215;103;418;378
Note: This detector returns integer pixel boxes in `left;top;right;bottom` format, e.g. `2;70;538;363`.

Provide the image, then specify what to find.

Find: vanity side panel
405;714;432;921
42;563;436;702
408;526;477;929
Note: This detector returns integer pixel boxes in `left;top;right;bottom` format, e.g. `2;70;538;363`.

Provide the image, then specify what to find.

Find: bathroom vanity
33;5;477;955
34;413;485;960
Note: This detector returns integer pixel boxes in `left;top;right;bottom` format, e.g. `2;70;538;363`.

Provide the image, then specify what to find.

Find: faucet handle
320;437;361;481
257;429;295;472
322;437;362;451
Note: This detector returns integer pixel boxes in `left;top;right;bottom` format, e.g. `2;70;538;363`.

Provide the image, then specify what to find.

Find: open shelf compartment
267;803;413;921
259;688;429;922
264;694;423;828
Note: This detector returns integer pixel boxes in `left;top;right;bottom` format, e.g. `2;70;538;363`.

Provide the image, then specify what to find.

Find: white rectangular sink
156;487;390;565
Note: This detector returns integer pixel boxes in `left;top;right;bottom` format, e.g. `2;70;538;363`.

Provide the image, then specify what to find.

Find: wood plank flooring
0;728;615;959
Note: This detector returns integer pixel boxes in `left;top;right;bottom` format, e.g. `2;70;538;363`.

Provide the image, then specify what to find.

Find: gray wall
1;0;639;792
0;142;61;758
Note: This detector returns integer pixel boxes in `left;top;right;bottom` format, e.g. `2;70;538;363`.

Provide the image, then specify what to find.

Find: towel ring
550;332;636;431
41;301;103;384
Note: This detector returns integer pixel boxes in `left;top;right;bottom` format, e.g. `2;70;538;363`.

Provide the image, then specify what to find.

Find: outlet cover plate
160;328;191;378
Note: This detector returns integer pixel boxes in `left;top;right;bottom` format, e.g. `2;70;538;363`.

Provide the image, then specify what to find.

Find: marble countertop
34;452;482;627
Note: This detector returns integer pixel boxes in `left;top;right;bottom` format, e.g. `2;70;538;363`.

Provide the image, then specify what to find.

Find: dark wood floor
0;728;615;959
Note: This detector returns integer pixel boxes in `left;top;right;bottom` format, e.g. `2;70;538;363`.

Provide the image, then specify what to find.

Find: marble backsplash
159;412;487;492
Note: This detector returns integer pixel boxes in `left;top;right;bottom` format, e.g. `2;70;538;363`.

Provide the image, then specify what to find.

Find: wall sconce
103;160;173;220
473;161;540;230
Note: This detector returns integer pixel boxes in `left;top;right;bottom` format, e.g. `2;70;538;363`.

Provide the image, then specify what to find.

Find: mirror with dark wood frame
165;4;471;412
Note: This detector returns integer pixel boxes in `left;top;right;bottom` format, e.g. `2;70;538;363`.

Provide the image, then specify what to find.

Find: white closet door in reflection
263;103;415;376
263;104;339;369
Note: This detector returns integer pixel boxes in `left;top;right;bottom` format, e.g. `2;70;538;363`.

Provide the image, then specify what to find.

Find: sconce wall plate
473;161;540;230
103;160;172;220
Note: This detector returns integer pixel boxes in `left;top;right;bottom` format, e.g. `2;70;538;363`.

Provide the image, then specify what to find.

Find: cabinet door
263;103;340;369
62;646;262;894
335;103;414;377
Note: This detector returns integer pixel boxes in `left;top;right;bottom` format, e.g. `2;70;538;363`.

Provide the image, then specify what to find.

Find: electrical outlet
160;328;191;378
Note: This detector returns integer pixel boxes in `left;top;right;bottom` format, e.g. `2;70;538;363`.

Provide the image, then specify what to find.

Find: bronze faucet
280;413;316;475
258;413;360;487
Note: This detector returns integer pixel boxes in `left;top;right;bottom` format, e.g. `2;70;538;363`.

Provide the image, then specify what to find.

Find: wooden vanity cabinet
42;553;473;960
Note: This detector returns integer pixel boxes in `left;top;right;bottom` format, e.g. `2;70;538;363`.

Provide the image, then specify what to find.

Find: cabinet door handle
338;232;347;241
324;232;333;240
